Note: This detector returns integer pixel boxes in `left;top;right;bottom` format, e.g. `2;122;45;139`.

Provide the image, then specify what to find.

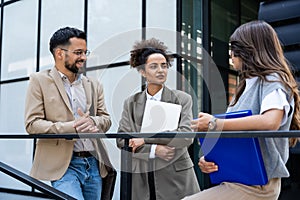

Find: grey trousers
182;178;281;200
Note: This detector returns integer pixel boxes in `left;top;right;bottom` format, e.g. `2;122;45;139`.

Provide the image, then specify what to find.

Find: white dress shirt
146;87;163;158
59;71;95;152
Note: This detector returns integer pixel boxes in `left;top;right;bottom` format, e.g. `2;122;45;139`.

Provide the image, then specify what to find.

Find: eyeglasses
60;48;91;56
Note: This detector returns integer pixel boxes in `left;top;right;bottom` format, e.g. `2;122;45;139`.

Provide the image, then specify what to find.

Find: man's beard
65;61;84;74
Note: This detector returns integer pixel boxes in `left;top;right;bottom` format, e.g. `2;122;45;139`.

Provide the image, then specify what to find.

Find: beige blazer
117;87;200;200
24;67;112;181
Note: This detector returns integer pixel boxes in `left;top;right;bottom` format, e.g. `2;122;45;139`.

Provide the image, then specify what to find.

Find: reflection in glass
0;81;34;190
87;0;141;67
146;0;176;51
1;0;38;80
39;0;84;71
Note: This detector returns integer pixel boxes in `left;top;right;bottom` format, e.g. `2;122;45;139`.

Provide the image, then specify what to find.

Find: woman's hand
155;145;175;161
129;138;145;152
191;112;213;131
198;156;218;173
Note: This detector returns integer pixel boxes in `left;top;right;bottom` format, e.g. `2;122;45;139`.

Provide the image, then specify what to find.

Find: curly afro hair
130;38;172;71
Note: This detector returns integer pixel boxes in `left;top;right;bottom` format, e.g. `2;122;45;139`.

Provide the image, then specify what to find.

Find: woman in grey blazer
117;38;200;200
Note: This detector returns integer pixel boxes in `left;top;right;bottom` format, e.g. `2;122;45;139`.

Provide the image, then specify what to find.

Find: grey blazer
117;86;200;200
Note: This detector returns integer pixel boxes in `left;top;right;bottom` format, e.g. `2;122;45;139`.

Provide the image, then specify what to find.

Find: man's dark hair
49;27;86;55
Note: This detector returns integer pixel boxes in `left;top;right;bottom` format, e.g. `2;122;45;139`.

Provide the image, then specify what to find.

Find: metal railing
0;161;76;200
0;130;300;200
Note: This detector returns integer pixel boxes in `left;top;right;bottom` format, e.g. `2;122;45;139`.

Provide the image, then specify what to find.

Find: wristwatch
208;117;218;131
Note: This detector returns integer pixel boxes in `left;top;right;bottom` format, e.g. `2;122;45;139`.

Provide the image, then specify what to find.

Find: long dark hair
229;20;300;146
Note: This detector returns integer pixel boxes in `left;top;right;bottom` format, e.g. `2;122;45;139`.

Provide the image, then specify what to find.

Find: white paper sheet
140;100;182;133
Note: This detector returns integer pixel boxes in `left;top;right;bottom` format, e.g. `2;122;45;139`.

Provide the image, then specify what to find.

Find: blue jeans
51;155;102;200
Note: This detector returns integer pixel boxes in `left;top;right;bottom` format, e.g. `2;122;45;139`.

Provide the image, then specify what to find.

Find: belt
73;151;95;158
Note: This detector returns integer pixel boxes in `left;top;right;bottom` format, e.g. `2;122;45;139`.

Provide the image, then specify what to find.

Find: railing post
120;138;132;200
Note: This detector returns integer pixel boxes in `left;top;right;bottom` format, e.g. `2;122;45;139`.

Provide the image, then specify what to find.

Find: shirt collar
58;71;82;84
146;87;163;101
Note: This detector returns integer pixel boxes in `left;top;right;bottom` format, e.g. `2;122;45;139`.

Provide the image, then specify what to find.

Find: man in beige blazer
24;27;112;200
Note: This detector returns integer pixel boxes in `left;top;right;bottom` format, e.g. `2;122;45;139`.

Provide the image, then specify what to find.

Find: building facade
0;0;274;199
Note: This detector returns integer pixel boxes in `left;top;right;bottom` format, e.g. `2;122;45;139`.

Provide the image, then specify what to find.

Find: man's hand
73;108;99;133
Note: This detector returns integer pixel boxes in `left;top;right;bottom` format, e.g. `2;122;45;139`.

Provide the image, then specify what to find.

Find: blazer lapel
133;91;147;132
161;86;179;104
82;77;92;113
49;67;73;114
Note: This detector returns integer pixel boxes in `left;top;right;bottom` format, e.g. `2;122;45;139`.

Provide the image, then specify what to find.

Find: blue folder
199;110;268;185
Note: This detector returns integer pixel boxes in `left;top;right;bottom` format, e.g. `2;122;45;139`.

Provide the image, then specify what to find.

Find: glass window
0;81;28;133
87;66;141;132
0;139;33;190
39;0;84;71
86;0;141;67
211;0;258;104
211;0;239;68
86;29;141;69
87;65;142;200
241;0;259;24
144;0;178;99
210;0;239;107
0;81;33;190
146;0;176;52
1;0;38;81
181;0;203;113
147;0;176;30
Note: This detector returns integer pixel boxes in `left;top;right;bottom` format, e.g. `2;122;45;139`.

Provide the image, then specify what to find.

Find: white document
140;100;182;133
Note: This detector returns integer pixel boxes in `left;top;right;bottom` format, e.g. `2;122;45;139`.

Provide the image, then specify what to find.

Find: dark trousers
148;160;156;200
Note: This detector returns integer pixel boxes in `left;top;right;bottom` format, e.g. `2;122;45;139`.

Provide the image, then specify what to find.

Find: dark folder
199;110;268;185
